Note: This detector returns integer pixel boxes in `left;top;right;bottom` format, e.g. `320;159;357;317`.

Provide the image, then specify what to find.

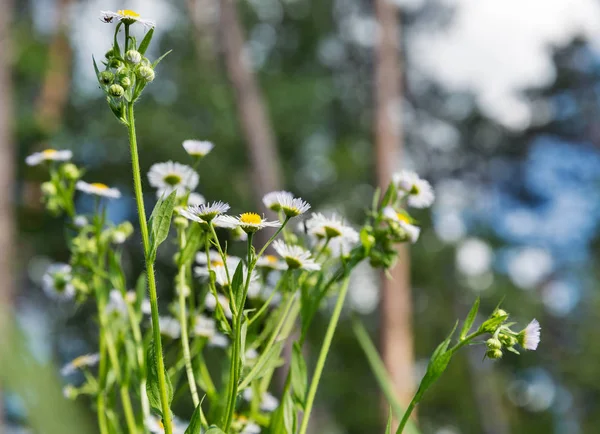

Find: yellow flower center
42;149;58;156
240;212;262;225
90;183;109;190
118;9;140;18
163;174;182;186
71;355;88;368
158;420;164;430
211;260;224;267
266;255;278;263
396;213;411;224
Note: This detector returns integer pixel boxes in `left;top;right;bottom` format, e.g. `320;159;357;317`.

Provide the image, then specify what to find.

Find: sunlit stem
298;277;351;434
126;102;173;434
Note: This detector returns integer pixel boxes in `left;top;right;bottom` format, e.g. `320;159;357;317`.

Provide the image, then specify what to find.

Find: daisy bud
137;66;155;83
499;333;517;347
486;338;502;350
125;49;142;64
486;349;503;360
41;182;57;196
120;76;132;89
174;215;189;229
105;48;115;59
492;309;508;319
109;58;122;69
109;84;125;98
99;71;114;86
61;163;81;180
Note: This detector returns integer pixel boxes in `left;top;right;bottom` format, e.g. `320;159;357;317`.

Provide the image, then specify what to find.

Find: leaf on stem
459;297;480;340
138;28;155;55
232;261;245;312
146;340;174;417
291;342;307;408
153;49;173;68
178;223;204;266
185;397;206;434
148;190;177;262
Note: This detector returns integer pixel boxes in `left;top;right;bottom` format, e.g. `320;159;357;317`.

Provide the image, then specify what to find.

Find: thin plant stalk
126;102;173;434
298;277;351;434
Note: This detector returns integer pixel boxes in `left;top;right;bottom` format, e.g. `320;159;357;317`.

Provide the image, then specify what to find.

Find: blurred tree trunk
0;0;15;429
218;0;282;206
374;0;415;425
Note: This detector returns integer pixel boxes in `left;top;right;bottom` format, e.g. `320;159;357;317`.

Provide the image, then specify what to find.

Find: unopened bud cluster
480;308;541;359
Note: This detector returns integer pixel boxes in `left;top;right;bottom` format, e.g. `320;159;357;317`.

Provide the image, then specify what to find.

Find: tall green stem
298;277;351;434
126;102;173;434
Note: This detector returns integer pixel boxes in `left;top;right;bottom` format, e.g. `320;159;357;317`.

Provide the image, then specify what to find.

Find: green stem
255;217;290;259
396;399;418;434
121;385;138;434
298;277;351;434
126;102;173;434
177;227;200;407
97;330;109;434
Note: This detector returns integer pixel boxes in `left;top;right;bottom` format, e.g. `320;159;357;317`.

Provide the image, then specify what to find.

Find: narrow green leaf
239;342;284;387
148;190;177;261
291;342;307;408
232;261;245;311
239;319;248;370
459;297;480;340
380;182;397;208
178;224;204;266
386;405;393;434
113;22;123;57
153;49;173;68
146;341;173;416
283;393;296;434
138;28;155;55
184;397;206;434
92;55;101;79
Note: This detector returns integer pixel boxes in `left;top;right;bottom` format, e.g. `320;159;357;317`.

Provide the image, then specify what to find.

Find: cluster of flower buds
95;13;168;123
481;308;541;359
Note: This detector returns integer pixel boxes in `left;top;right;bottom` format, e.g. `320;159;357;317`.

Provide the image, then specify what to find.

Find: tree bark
374;0;415;422
218;0;282;205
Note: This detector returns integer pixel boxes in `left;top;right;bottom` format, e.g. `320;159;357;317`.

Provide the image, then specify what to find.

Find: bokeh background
2;0;599;433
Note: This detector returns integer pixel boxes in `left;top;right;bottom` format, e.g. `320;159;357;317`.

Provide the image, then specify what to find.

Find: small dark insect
100;15;114;23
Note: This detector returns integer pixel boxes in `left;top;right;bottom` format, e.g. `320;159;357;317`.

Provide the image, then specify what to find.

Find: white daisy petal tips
182;140;214;158
392;170;435;208
275;193;311;218
305;213;359;243
61;353;100;376
100;10;155;28
519;319;541;350
273;240;321;271
383;206;421;243
26;149;72;166
263;190;293;212
219;212;281;233
148;161;199;198
180;201;230;223
76;181;121;199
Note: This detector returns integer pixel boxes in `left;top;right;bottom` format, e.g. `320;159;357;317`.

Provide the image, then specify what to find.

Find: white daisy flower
26;149;72;166
383;206;421;243
241;421;262;434
273;240;321;271
255;254;287;270
208;332;229;348
180;201;230;224
195;250;240;268
100;10;155;28
204;292;232;318
148;161;199;198
193;314;216;337
218;212;281;233
242;389;280;412
305;213;359;243
76;181;121;199
518;319;541;350
187;192;206;207
105;289;128;316
159;316;181;339
60;353;100;376
392;170;435;209
145;415;187;434
73;215;88;228
42;263;75;301
182;140;214;158
141;299;152;315
275;193;311;218
263;190;293;212
125;291;137;304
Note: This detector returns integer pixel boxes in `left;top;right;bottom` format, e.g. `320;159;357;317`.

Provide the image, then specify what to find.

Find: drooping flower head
273;240;321;271
76;181;121;199
392;170;435;209
180;201;230;224
100;10;155;28
219;213;281;233
26;149;73;166
263;190;293;212
182;140;214;158
275;193;311;218
383;206;421;243
42;263;75;301
148;161;199;198
305;212;359;242
518;319;541;350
